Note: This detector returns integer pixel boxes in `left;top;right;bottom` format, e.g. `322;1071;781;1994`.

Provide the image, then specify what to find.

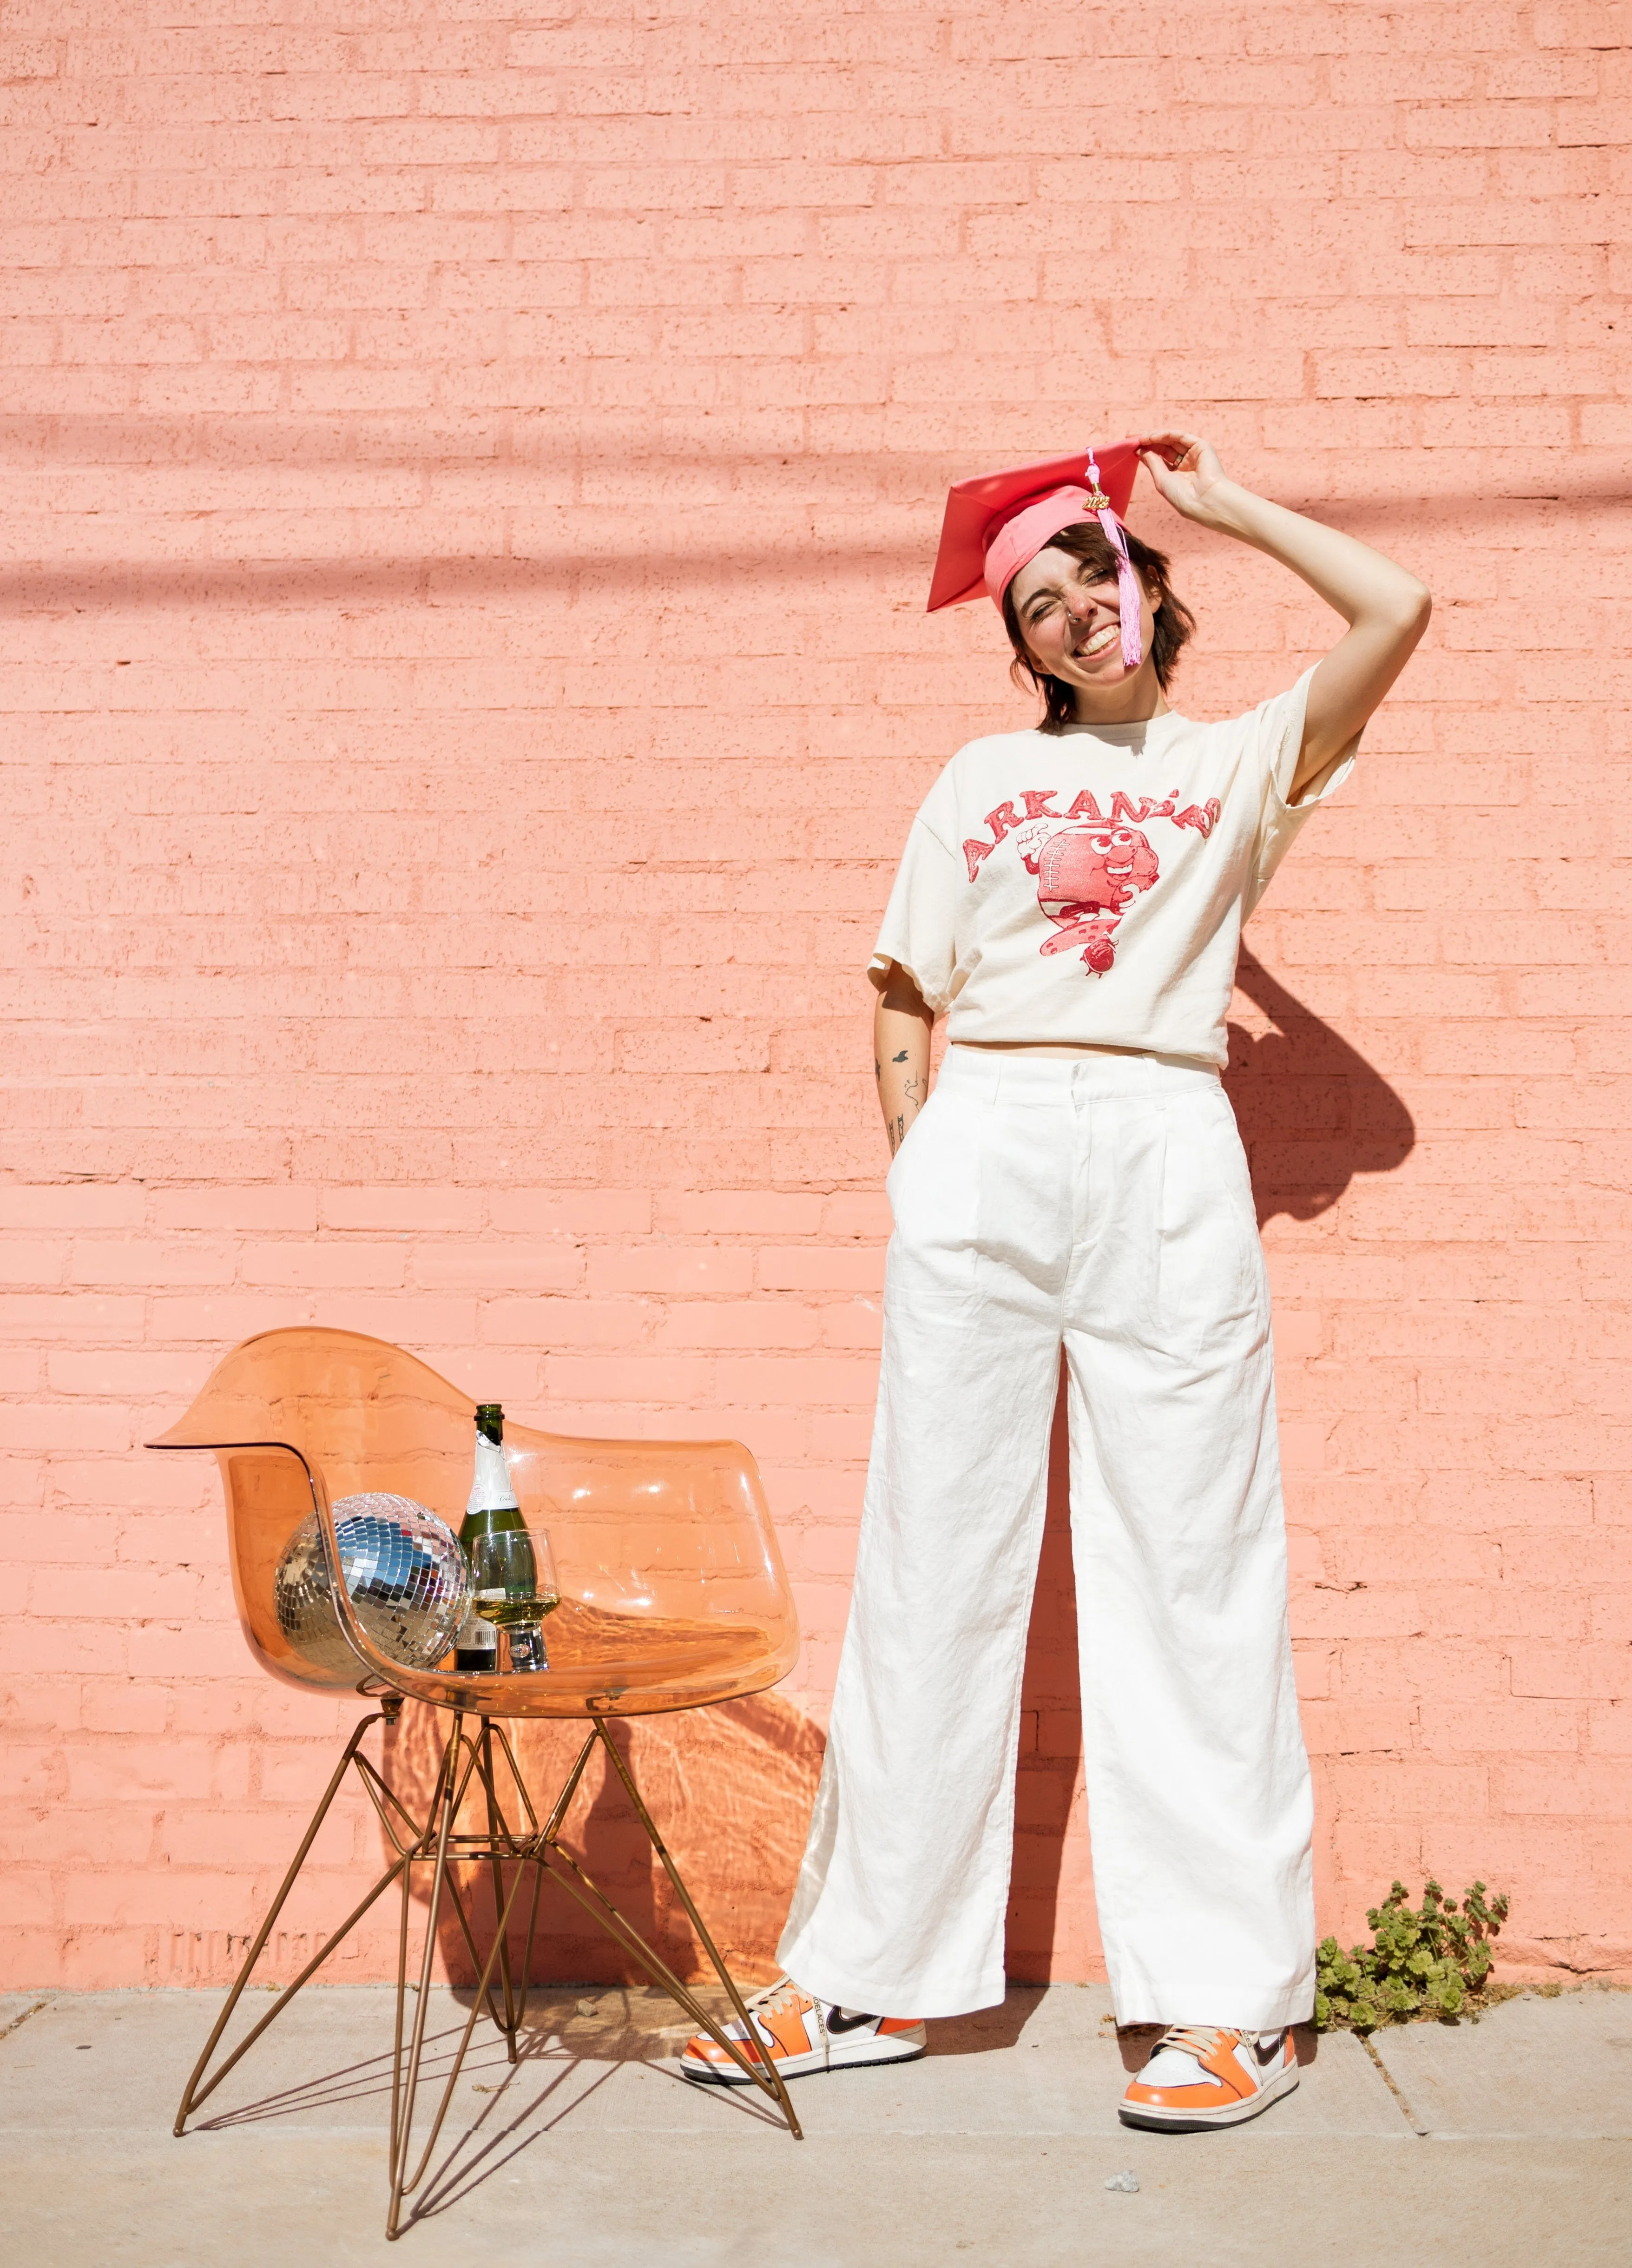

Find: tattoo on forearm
892;1049;908;1063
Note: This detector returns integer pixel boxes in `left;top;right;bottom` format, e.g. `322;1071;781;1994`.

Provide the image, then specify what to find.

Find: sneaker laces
1149;2024;1286;2086
743;1976;808;2020
688;1977;806;2060
1153;2024;1241;2062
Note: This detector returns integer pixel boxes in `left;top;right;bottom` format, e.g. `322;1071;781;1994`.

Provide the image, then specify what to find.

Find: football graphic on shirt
1024;824;1160;975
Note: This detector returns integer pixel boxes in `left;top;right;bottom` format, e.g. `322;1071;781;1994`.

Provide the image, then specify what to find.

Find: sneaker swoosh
824;2007;876;2035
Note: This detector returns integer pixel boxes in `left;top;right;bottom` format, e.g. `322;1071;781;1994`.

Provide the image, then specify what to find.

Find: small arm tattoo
892;1048;908;1062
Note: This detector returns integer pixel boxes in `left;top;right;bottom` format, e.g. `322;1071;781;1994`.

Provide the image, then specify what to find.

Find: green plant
1314;1879;1510;2032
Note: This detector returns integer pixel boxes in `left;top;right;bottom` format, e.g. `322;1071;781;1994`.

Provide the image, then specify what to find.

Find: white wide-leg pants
777;1048;1316;2028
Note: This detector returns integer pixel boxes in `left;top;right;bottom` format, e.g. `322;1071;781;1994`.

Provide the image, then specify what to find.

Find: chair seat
380;1603;789;1718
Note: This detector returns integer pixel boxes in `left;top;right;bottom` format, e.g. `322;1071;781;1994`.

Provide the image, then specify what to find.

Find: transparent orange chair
150;1325;804;2236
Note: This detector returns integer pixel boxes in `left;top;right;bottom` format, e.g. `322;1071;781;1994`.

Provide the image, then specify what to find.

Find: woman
681;433;1429;2130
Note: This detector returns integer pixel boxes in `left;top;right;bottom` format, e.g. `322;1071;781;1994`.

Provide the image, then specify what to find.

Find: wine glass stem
508;1623;548;1673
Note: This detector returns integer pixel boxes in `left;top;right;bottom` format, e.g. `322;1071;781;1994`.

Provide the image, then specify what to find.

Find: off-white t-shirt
869;670;1354;1068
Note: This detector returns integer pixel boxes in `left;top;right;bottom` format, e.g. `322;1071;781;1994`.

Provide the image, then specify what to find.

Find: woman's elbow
876;967;929;1019
1395;578;1432;636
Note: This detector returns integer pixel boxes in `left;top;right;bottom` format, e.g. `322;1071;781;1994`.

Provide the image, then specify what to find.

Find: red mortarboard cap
926;440;1143;613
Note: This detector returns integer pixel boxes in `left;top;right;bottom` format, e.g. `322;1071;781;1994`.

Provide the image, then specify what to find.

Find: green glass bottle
454;1404;529;1671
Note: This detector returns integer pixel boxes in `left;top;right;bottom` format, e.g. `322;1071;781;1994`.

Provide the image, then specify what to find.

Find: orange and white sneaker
1119;2024;1299;2130
678;1976;926;2087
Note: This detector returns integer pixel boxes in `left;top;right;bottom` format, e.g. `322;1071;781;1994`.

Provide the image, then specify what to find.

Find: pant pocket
884;1085;983;1296
1157;1090;1268;1357
884;1082;938;1200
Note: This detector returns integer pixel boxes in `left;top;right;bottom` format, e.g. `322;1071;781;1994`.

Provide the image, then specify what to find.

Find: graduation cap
926;439;1145;667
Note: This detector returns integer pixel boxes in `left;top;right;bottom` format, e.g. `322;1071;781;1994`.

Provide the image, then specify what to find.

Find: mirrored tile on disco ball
275;1491;470;1676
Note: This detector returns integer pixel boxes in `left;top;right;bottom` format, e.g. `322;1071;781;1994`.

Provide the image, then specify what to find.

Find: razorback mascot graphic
1024;824;1159;975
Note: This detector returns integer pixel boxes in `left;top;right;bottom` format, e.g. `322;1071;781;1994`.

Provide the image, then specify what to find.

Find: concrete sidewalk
2;1983;1626;2265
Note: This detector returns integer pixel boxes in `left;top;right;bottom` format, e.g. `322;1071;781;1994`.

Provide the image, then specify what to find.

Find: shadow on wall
0;442;1605;617
387;1689;823;1989
1224;947;1416;1226
384;952;1414;1989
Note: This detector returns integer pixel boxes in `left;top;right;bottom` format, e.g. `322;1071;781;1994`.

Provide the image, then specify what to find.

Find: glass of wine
469;1525;561;1673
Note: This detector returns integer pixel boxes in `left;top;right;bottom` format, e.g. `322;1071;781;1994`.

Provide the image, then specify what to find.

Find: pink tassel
1083;452;1142;671
1096;508;1143;670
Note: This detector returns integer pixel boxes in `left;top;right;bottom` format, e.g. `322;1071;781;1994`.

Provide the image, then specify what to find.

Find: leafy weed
1315;1879;1509;2032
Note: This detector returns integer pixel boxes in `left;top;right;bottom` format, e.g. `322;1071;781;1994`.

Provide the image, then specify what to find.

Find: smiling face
1007;543;1159;699
1037;824;1160;916
1084;827;1148;886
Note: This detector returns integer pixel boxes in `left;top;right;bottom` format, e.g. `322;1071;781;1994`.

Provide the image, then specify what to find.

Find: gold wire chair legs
172;1692;423;2136
547;1720;804;2138
382;1713;803;2241
384;1711;545;2234
172;1701;801;2245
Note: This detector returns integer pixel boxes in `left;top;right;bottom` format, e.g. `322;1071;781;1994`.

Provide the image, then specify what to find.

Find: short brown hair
1000;523;1196;732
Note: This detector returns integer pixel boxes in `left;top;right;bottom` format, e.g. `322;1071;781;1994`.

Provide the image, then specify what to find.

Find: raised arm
1138;433;1431;799
874;964;934;1158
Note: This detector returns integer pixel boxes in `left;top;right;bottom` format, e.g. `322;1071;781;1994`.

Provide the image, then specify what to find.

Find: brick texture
2;3;1629;1991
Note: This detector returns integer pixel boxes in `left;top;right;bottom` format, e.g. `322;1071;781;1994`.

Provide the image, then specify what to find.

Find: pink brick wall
3;2;1629;1991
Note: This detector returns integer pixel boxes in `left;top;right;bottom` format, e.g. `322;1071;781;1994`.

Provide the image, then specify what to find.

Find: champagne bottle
453;1403;526;1672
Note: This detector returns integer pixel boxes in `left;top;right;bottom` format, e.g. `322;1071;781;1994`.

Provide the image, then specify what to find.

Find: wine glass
469;1526;561;1673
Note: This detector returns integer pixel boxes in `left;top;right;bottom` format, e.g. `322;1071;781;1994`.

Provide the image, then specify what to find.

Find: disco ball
275;1492;471;1676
